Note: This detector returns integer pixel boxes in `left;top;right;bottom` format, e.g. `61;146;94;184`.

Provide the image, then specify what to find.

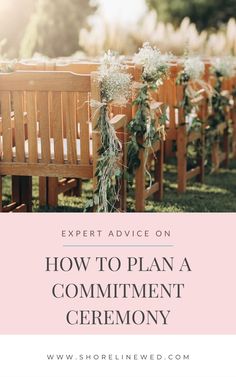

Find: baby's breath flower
101;72;131;105
212;57;236;77
0;60;15;73
184;57;205;80
133;42;169;84
98;51;131;105
99;50;124;75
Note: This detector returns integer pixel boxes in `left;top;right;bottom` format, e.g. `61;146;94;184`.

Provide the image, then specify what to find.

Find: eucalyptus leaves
92;51;131;212
128;43;169;180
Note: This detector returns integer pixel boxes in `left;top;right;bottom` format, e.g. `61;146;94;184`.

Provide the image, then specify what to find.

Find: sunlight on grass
2;161;236;213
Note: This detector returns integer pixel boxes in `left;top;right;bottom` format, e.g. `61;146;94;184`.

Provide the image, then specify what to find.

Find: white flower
0;60;15;73
184;57;205;80
212;57;236;77
98;51;131;104
99;50;124;75
133;42;169;83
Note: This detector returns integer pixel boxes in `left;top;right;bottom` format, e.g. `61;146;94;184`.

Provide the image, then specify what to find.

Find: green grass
2;160;236;212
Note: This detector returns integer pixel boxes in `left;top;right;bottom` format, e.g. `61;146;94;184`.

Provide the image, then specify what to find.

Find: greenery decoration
176;56;207;132
88;51;132;212
127;43;169;181
176;56;211;167
207;58;233;133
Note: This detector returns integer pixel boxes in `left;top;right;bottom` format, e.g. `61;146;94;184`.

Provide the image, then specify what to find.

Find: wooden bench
15;62;99;207
162;62;207;193
0;71;127;212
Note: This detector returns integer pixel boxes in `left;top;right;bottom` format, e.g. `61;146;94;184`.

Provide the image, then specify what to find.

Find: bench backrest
0;71;91;167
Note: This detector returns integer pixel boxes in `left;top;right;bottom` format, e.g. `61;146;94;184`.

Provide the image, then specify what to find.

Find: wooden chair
0;71;127;212
164;62;207;193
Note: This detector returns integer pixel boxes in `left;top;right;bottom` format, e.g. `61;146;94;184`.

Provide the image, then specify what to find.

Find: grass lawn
2;160;236;212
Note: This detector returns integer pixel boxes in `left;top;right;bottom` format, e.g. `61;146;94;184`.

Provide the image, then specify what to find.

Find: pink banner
0;213;235;334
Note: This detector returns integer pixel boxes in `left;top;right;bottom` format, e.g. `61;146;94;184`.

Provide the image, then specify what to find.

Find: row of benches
0;59;235;212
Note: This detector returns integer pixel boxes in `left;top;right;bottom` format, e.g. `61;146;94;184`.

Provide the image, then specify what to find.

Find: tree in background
146;0;236;31
20;0;97;58
0;0;36;58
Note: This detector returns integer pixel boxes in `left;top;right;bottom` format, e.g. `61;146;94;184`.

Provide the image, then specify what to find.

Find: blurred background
0;0;236;59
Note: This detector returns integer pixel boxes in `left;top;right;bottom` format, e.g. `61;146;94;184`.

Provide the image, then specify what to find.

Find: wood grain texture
37;91;51;163
26;91;38;163
0;92;12;162
0;71;91;92
12;91;25;162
